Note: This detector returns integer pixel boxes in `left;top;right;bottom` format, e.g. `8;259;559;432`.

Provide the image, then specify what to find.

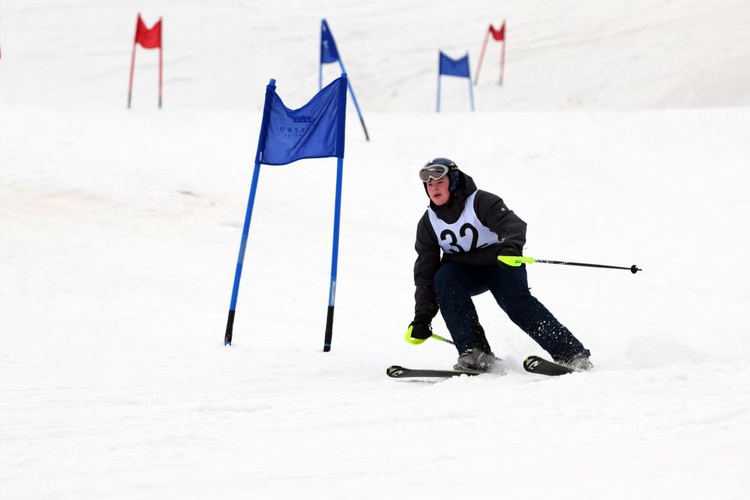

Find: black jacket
413;172;527;322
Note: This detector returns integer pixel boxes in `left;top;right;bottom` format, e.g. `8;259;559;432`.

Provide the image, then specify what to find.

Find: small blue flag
439;51;471;78
256;76;347;166
320;19;340;64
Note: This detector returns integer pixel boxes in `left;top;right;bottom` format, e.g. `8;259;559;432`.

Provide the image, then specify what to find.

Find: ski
523;355;573;376
386;365;481;379
388;356;574;379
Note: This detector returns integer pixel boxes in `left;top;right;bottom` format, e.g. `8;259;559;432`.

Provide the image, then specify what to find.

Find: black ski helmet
423;157;461;192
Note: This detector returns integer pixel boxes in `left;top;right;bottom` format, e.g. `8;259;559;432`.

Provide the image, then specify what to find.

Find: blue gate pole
336;60;369;141
323;156;345;351
467;51;475;111
437;75;441;113
224;162;262;346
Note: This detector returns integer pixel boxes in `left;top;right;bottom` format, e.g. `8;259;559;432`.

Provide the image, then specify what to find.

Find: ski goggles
419;164;450;183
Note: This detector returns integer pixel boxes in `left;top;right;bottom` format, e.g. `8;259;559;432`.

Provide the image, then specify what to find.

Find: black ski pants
434;260;590;361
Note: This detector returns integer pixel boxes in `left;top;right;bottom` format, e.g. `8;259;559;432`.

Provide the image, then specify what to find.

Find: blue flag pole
437;53;442;113
323;155;344;351
340;62;369;141
323;73;348;352
224;78;276;346
224;162;261;346
466;51;475;112
468;77;475;111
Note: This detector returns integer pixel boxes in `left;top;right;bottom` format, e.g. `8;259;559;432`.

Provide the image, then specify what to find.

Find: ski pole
405;329;455;346
497;255;641;274
430;333;455;345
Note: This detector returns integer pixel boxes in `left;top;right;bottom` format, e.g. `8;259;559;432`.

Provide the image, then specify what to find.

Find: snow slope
1;1;749;499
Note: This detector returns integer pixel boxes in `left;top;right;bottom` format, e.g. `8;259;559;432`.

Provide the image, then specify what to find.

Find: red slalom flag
128;14;163;109
475;21;506;86
490;23;505;41
135;15;162;49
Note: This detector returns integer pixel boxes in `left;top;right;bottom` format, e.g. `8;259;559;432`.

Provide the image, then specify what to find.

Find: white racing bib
428;192;500;254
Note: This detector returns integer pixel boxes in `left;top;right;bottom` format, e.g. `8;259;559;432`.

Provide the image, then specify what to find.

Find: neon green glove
405;320;432;345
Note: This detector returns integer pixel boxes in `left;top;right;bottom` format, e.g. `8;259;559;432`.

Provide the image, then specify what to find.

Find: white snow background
1;1;749;498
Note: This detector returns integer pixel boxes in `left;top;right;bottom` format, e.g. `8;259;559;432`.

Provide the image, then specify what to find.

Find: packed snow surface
1;1;749;498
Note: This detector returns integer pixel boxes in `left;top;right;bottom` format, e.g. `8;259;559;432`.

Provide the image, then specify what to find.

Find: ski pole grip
497;255;535;267
404;324;428;345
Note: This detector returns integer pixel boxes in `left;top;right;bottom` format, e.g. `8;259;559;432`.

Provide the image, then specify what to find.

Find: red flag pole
474;26;491;85
158;17;163;109
127;19;138;108
499;21;506;86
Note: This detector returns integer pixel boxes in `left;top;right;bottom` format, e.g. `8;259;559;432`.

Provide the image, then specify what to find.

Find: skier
405;157;593;372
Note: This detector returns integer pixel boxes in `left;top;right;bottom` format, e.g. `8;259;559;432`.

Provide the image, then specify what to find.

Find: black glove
497;244;522;267
405;318;432;344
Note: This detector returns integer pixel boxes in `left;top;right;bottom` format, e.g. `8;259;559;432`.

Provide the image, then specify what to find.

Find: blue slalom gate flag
256;76;347;166
437;51;474;112
320;19;340;64
439;51;471;78
224;75;349;351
